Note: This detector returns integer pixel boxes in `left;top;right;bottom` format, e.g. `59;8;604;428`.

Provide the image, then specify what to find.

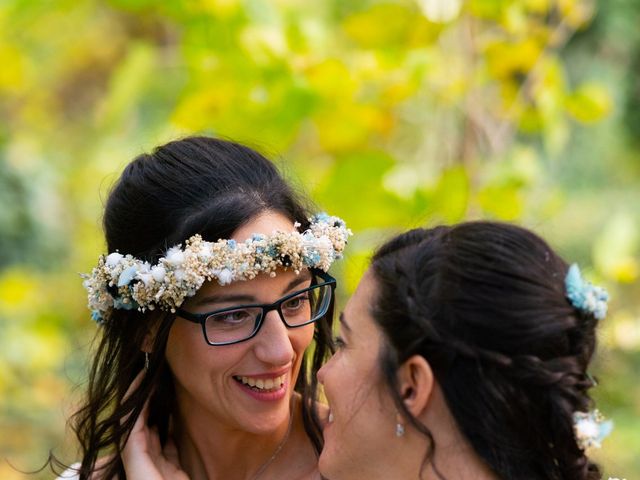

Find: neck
409;384;499;480
422;438;499;480
173;397;295;480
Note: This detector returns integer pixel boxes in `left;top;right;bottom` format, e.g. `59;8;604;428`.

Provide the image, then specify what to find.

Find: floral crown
82;213;351;325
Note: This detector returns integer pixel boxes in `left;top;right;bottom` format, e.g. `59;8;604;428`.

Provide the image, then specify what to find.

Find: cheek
165;320;235;390
291;323;315;357
165;320;200;372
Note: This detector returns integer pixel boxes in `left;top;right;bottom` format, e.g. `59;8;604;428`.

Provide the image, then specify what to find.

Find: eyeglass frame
176;270;336;346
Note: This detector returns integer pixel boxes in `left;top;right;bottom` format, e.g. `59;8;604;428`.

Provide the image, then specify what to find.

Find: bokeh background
0;0;638;478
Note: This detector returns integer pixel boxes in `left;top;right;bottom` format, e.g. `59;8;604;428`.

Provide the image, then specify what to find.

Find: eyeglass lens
204;283;332;344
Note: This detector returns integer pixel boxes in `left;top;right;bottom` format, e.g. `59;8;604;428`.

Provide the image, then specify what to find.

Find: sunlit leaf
425;166;470;222
0;269;41;315
565;82;613;124
314;151;405;230
342;4;415;49
478;182;524;220
593;212;639;283
0;44;26;92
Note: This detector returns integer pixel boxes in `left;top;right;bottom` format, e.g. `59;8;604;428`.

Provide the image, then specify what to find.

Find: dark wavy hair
57;136;334;479
369;222;602;479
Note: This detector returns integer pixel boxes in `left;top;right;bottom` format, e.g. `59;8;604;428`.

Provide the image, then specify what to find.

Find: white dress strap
56;462;81;480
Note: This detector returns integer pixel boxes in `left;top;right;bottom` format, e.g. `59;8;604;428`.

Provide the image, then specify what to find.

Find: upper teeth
328;412;334;423
238;374;286;390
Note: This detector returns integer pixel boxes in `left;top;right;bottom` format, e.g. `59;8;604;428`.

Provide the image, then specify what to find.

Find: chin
246;406;290;434
318;449;340;480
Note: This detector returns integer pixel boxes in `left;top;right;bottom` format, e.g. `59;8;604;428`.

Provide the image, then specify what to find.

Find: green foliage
0;0;638;478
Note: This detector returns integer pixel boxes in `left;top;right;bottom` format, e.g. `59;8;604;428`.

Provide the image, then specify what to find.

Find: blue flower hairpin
573;410;613;450
564;264;609;320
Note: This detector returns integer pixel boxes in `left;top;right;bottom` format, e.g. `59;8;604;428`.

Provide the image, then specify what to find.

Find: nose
317;353;334;385
254;309;294;365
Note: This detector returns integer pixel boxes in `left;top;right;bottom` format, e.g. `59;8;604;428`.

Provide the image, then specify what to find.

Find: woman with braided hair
318;221;611;480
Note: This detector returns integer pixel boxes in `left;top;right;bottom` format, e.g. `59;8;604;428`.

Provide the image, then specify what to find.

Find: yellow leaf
485;38;542;78
0;44;26;92
593;213;639;283
305;59;355;99
172;86;234;131
342;4;414;48
194;0;241;16
478;184;524;220
558;0;595;29
523;0;551;14
343;251;373;295
313;104;390;153
565;82;613;124
0;269;41;315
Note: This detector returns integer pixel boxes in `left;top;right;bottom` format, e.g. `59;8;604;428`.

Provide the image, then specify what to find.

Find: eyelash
333;336;346;349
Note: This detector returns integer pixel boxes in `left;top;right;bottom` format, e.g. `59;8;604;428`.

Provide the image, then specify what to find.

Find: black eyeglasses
177;271;336;346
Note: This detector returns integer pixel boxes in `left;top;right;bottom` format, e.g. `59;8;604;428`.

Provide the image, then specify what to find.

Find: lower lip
234;378;288;402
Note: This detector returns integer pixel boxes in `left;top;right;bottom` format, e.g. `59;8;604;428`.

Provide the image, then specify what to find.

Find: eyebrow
193;270;313;307
338;312;352;333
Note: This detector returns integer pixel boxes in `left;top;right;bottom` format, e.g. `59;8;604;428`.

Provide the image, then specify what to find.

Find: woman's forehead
343;271;377;330
231;211;295;242
187;268;313;306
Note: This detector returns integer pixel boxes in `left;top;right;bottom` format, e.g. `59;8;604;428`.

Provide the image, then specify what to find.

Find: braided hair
370;222;601;480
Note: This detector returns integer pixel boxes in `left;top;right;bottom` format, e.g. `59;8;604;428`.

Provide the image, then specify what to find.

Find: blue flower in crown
564;264;609;320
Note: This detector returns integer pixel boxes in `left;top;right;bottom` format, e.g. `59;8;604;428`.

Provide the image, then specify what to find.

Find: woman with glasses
55;136;349;480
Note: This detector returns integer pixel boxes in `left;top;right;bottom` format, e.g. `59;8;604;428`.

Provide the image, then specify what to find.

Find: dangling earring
396;422;405;437
144;352;150;371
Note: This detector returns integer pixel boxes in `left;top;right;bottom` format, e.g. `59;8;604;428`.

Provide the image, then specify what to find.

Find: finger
147;425;162;458
162;436;181;467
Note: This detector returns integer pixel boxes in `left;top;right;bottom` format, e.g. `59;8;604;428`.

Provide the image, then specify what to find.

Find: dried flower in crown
82;213;351;324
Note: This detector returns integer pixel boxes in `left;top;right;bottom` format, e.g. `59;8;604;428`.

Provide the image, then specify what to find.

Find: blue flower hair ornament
564;264;609;320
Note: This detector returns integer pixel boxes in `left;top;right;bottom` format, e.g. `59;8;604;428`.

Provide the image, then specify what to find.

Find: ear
396;355;435;417
141;331;154;353
141;311;162;353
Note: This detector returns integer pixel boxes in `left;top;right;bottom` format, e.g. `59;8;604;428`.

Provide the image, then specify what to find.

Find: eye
282;293;310;312
333;336;346;349
209;309;253;326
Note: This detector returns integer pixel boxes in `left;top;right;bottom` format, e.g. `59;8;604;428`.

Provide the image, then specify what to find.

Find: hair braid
370;222;603;480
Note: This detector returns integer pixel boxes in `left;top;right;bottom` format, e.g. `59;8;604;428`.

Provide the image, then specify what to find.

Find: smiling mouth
233;374;286;393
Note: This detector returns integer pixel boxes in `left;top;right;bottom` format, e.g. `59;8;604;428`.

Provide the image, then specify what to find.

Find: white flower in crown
105;252;124;268
215;268;234;285
83;213;352;324
165;246;185;266
151;265;166;282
